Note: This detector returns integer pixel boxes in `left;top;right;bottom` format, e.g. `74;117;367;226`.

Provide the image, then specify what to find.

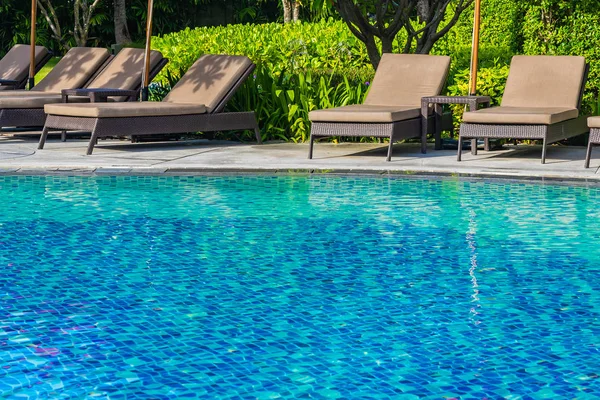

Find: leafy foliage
446;62;510;127
153;20;372;142
0;0;285;55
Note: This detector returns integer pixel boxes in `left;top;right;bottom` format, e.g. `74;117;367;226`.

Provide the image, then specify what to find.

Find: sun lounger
0;47;111;129
458;55;589;164
0;47;167;131
308;53;451;161
0;47;111;96
39;54;261;154
585;118;600;168
0;44;51;90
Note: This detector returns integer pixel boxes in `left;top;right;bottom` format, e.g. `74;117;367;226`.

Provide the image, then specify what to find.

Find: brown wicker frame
309;114;444;162
308;99;457;162
38;63;261;155
0;56;167;132
585;128;600;168
458;64;590;164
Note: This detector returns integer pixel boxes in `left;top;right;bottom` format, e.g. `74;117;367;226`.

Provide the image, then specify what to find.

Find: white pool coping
1;134;599;183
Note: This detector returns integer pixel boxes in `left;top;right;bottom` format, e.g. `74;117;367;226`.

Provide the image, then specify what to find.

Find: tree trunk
364;34;381;70
73;0;102;47
114;0;131;45
38;0;70;51
381;36;393;55
282;0;292;23
292;1;300;22
416;0;430;21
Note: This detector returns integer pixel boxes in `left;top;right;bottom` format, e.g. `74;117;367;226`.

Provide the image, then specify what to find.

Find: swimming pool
1;175;599;398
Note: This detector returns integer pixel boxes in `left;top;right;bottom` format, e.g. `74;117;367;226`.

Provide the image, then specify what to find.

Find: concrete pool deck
1;133;600;181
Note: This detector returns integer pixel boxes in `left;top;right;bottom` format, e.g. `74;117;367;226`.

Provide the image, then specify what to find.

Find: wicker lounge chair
585;118;600;168
39;54;261;155
0;47;111;97
458;55;589;164
0;48;168;132
308;53;451;161
0;47;112;130
0;44;52;90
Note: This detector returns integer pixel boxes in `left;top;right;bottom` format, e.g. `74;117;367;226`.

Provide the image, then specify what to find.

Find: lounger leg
308;134;315;159
37;126;49;150
585;141;593;169
86;129;99;155
386;136;394;162
541;138;548;164
484;138;490;151
61;131;67;142
471;139;478;155
457;136;463;161
254;127;262;144
434;104;442;151
421;122;427;154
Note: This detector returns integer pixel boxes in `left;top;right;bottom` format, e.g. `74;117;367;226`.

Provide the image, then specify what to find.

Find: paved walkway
0;133;599;181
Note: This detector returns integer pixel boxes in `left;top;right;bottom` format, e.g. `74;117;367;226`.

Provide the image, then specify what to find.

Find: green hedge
152;20;374;142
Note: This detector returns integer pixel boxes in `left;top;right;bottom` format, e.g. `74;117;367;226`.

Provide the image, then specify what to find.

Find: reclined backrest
87;48;165;90
364;53;451;107
163;54;253;113
0;44;49;88
32;47;111;93
501;55;587;109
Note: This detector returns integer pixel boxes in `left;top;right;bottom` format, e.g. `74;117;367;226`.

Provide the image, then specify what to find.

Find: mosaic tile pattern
0;175;600;398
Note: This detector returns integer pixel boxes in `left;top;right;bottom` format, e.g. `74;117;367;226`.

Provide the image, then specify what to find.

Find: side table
62;88;138;103
421;95;491;153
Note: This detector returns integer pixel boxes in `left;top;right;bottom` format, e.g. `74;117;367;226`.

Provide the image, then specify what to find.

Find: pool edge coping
2;166;600;187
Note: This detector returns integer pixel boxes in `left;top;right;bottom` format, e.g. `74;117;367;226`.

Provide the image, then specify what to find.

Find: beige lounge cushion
0;91;61;97
0;95;92;109
87;48;164;90
32;47;110;93
164;54;253;112
45;102;206;118
501;55;586;109
588;117;600;129
364;53;451;107
309;104;420;123
463;106;579;125
0;45;49;85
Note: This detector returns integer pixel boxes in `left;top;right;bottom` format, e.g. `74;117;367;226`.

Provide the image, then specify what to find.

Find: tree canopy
333;0;474;68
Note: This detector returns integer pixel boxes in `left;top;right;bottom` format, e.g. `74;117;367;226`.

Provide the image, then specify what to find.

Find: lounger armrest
0;79;20;88
62;88;139;103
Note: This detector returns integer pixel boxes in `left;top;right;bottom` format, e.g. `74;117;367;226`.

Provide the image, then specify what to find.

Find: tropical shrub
152;20;373;142
445;62;510;127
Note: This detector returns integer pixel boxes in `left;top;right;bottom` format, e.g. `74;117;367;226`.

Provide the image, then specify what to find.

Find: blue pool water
0;175;599;399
